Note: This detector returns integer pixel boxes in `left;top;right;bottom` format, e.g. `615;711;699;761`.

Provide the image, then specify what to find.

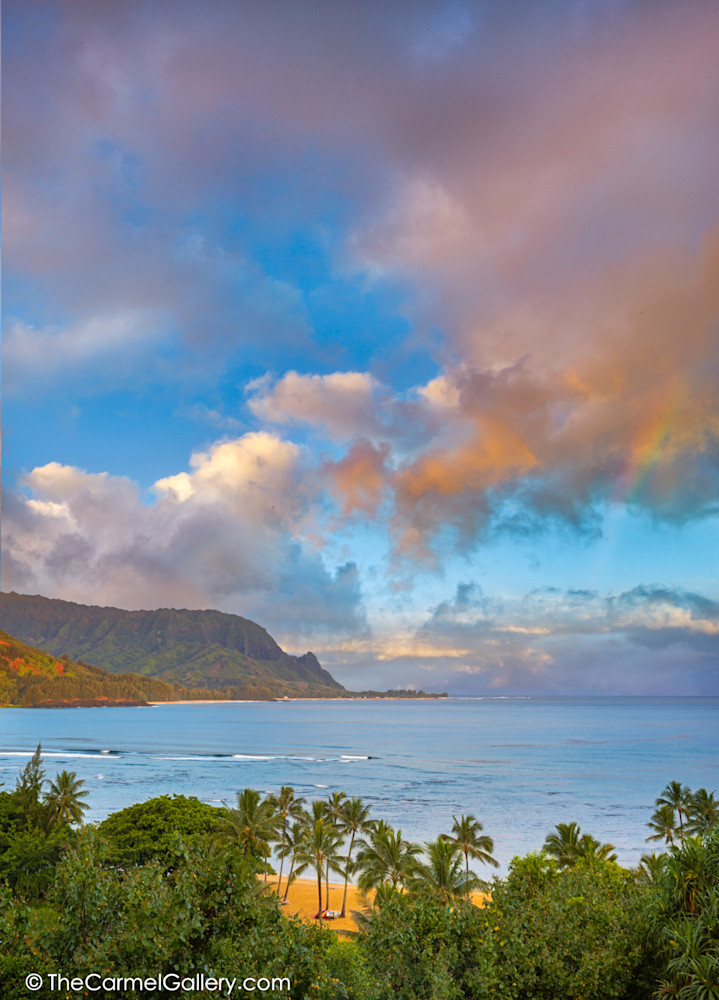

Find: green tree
358;886;483;999
323;791;347;908
686;787;719;835
574;832;617;864
411;837;483;904
356;824;422;892
280;818;308;903
267;785;306;898
293;816;344;926
647;803;680;846
544;822;616;869
98;794;223;867
218;788;278;863
638;851;667;882
14;745;47;831
441;813;498;884
472;855;659;1000
45;770;89;827
656;781;693;837
1;825;388;999
338;796;373;917
646;827;719;1000
543;821;583;867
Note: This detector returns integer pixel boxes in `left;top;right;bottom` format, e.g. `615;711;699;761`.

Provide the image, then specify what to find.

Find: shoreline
266;876;489;934
147;696;446;705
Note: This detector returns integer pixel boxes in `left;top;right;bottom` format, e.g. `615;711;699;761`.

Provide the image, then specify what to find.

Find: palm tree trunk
317;864;324;926
277;819;287;896
340;831;356;918
325;858;330;912
277;845;286;896
282;856;295;903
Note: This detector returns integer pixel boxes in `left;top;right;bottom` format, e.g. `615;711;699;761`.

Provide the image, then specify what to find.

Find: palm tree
656;782;692;836
543;822;583;867
281;819;309;903
574;833;617;864
310;799;328;821
544;823;615;867
323;791;347;909
293;817;344;926
441;814;498;879
659;834;708;915
218;788;279;863
639;851;667;882
268;786;306;897
45;770;89;826
338;797;373;917
356;824;422;892
686;788;719;835
325;790;348;825
412;837;483;903
646;803;679;846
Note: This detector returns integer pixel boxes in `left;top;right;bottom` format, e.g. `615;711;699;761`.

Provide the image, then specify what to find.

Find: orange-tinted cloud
320;235;719;557
325;440;391;517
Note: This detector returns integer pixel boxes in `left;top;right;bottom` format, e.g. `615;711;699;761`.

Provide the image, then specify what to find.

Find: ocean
1;696;717;872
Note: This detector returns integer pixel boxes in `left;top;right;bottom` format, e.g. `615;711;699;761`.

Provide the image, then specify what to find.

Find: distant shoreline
147;695;447;705
3;694;446;709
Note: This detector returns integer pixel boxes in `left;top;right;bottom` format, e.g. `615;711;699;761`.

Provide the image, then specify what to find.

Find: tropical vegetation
1;755;717;999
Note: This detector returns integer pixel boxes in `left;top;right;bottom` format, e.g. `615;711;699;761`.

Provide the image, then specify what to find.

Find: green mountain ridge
0;592;344;697
0;628;209;706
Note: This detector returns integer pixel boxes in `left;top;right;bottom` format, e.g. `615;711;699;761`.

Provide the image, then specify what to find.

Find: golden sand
265;877;489;934
264;876;366;934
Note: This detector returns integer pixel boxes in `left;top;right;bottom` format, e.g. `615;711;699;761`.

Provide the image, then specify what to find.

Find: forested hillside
0;629;211;706
0;592;344;697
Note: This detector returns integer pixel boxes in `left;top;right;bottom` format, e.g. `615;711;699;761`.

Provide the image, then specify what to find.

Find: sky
3;0;719;695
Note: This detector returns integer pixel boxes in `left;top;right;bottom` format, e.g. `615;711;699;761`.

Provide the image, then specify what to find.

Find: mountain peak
0;592;344;696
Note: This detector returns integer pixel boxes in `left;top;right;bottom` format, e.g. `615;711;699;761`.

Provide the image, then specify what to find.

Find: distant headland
0;592;446;706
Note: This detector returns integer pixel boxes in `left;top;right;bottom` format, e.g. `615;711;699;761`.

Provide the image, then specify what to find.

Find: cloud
2;436;368;647
311;578;719;695
247;371;383;441
4;0;719;695
312;235;719;559
3;311;170;383
2;217;313;393
324;440;391;517
6;1;719;494
394;580;719;694
7;1;718;394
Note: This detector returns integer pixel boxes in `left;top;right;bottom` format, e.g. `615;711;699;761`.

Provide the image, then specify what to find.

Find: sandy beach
265;877;490;934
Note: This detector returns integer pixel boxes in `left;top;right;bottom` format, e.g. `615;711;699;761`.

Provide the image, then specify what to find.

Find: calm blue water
1;697;717;872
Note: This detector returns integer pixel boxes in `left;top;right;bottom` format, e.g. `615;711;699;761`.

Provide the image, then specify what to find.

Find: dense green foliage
646;827;719;999
1;832;386;1000
96;795;224;866
0;628;216;706
358;857;660;1000
473;854;658;999
0;749;83;897
359;888;485;998
0;593;343;696
1;755;717;999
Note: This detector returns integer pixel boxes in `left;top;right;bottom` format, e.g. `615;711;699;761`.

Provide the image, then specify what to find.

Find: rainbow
613;380;684;505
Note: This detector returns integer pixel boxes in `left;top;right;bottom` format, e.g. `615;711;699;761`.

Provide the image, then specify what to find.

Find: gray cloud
397;580;719;694
1;437;368;648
